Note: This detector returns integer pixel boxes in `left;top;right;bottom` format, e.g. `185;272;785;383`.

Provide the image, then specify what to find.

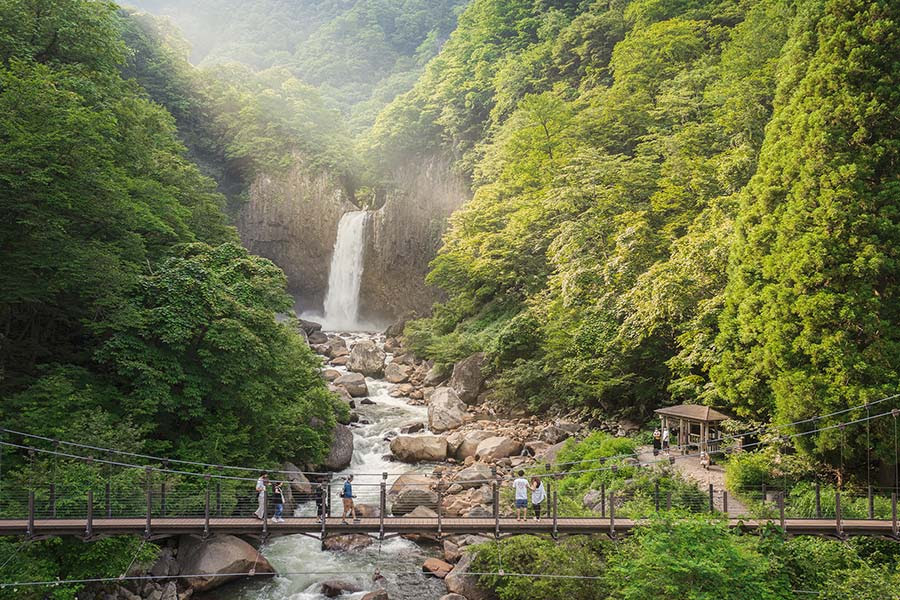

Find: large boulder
427;388;467;433
308;331;329;345
334;372;368;397
348;339;386;377
475;437;523;462
282;462;312;496
390;435;447;463
176;535;275;592
393;488;439;516
454;463;493;489
423;363;452;387
448;353;486;404
298;318;322;336
445;553;492;600
455;431;494;460
407;505;439;518
384;362;413;383
423;558;454;578
323;424;354;470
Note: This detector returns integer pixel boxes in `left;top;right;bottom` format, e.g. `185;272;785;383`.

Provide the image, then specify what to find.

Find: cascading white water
322;211;370;331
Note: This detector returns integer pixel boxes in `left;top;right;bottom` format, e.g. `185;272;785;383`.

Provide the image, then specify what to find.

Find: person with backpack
341;475;358;523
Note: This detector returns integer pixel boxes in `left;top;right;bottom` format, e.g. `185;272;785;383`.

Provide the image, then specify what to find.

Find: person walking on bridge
272;481;286;523
253;472;269;520
513;471;529;522
341;475;358;524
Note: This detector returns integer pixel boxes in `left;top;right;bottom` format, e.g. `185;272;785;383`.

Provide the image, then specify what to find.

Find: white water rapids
322;211;370;331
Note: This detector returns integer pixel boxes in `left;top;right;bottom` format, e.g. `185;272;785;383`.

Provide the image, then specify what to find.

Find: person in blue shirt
341;475;358;523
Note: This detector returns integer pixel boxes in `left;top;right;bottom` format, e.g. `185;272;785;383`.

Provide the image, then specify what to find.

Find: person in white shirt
513;471;529;522
254;472;269;520
662;428;670;454
530;476;546;521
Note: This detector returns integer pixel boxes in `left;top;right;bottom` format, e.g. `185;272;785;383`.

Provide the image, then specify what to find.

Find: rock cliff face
360;153;469;322
236;160;355;307
237;153;468;322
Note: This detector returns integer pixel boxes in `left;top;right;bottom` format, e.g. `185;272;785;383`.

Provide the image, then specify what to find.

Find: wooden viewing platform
1;516;898;541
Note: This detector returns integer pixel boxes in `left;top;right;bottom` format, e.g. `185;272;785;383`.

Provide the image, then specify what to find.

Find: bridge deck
0;517;896;538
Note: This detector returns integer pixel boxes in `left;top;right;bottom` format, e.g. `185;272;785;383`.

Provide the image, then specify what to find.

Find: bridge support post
601;483;606;517
609;491;615;539
262;490;268;537
778;492;785;529
27;491;34;539
380;472;387;541
216;482;221;516
892;492;897;539
161;482;166;517
868;486;874;520
709;484;714;513
437;488;443;538
85;489;93;539
835;490;843;538
203;475;211;538
815;483;821;519
552;490;558;539
320;485;327;549
492;478;500;539
48;483;55;519
144;466;152;539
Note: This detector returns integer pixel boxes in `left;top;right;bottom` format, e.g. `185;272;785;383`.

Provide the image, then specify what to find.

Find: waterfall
322;211;370;331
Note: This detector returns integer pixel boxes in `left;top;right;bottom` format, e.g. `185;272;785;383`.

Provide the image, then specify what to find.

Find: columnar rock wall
236;159;355;307
360;153;469;322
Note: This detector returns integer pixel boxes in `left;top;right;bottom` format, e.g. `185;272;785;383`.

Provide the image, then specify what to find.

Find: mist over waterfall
322;211;370;330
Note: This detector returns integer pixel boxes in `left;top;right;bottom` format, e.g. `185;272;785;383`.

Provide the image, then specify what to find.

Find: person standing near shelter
253;472;269;520
661;427;670;454
652;427;662;456
341;475;358;523
513;471;529;521
530;476;546;521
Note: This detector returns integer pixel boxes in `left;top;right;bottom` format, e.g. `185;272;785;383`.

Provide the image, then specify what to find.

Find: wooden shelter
654;405;730;454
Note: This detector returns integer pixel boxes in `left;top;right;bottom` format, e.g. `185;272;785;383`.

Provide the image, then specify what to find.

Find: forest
1;0;899;598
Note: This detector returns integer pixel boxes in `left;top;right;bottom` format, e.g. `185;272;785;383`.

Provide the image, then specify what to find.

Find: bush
724;451;776;492
470;535;608;600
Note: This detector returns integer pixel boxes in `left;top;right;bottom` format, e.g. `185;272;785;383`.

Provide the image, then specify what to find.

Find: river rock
543;441;567;465
308;331;329;345
407;505;438;518
401;422;425;434
323;424;354;470
393;488;439;515
443;540;461;563
348;339;386;377
282;462;312;496
321;580;362;597
334;372;368;397
384;336;403;353
331;356;349;366
423;558;453;578
423;363;452;387
389;473;432;498
323;534;374;551
440;594;467;600
362;591;389;600
427;388;466;433
455;431;494;460
444;553;491;600
298;318;322;335
354;503;381;518
454;463;493;489
384;362;412;383
474;436;523;462
176;534;275;592
583;489;603;510
385;319;407;338
322;369;342;382
390;435;447;462
524;440;550;457
324;337;349;358
448;353;486;404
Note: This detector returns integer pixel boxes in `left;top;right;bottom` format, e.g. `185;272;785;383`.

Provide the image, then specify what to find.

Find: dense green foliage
471;518;900;600
383;0;900;474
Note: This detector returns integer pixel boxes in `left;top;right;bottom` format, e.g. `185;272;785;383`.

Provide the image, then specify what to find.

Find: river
209;332;447;600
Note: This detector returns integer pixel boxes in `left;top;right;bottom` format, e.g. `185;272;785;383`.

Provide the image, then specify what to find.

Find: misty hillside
125;0;468;130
